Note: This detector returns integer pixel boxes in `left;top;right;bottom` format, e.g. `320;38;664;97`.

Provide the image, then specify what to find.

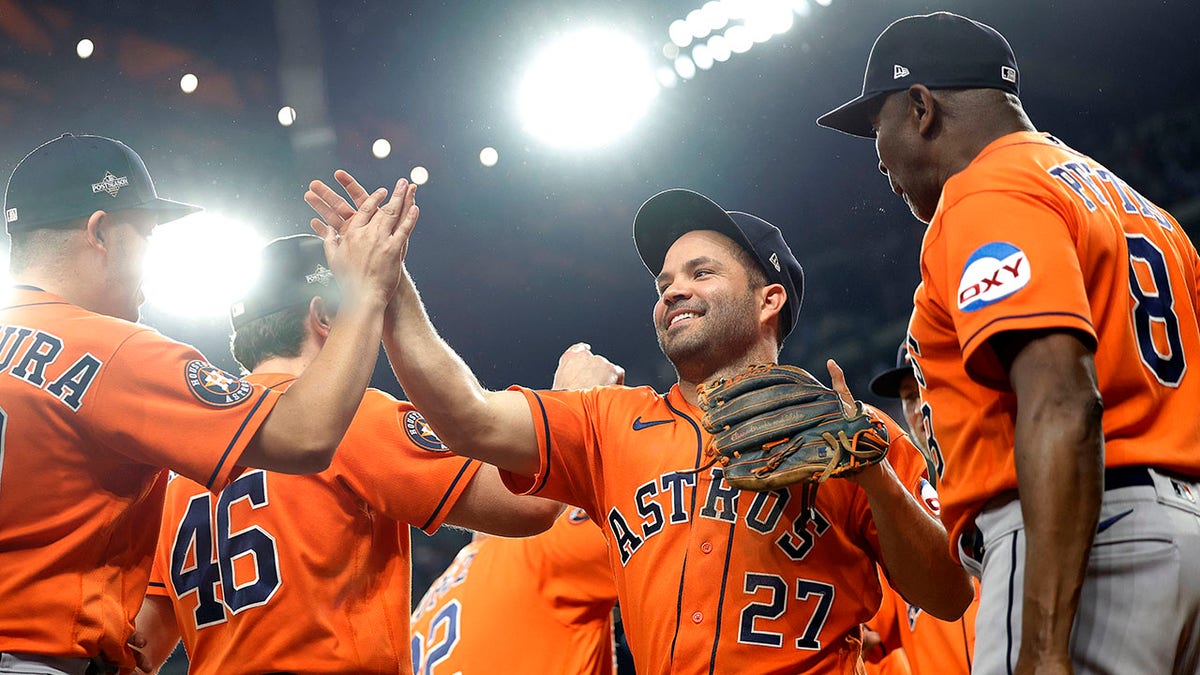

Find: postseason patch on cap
402;410;449;452
956;241;1030;312
185;360;254;407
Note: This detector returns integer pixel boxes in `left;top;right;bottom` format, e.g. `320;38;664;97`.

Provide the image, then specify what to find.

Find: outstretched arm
305;171;538;477
239;181;416;474
830;360;974;621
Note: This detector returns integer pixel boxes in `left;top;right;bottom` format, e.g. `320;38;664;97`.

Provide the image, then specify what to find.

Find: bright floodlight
674;55;696;80
725;25;754;54
692;44;714;70
410;166;429;185
668;20;692;48
372;138;391;159
277;106;297;126
707;35;732;62
180;73;198;94
656;66;678;88
518;27;659;149
480;147;499;167
701;1;729;31
142;213;266;318
77;39;94;59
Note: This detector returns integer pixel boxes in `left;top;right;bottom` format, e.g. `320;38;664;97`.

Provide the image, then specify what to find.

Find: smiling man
305;174;973;674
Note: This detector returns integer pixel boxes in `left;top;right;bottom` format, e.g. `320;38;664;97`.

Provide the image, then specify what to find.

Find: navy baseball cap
230;234;339;330
4;133;201;233
817;12;1019;138
633;188;804;339
869;342;915;398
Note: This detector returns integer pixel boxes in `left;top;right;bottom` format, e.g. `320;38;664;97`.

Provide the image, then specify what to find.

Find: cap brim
633;189;752;274
816;93;885;139
868;365;913;398
142;197;203;225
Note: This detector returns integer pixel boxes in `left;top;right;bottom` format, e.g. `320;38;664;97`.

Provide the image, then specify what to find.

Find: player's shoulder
944;132;1079;203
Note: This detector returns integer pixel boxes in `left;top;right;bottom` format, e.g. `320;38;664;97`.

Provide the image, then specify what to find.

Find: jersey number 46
169;470;282;628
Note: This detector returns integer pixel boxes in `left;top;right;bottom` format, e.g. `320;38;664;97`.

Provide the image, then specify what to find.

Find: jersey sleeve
934;191;1097;387
83;330;282;490
497;386;604;517
331;391;482;535
540;510;619;623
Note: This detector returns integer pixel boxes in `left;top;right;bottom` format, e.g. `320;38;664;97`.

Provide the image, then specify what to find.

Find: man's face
653;230;762;370
101;209;158;321
872;91;941;224
897;374;927;453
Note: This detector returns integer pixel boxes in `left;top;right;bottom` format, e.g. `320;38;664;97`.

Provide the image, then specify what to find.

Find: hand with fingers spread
305;172;419;309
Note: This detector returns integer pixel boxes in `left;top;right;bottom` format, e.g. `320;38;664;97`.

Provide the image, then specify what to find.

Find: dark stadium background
2;1;1197;671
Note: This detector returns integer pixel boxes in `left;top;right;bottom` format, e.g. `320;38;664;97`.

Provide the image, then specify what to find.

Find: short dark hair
230;304;308;373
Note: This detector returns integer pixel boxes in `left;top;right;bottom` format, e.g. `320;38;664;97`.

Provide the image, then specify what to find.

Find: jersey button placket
700;541;713;554
691;611;703;624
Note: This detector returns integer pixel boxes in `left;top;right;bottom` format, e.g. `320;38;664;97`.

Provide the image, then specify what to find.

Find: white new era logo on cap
768;252;781;272
893;64;910;79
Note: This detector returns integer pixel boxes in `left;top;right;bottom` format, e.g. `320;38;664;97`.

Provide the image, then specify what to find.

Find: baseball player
306;171;974;673
863;344;977;675
819;12;1200;674
131;234;620;674
0;135;411;675
411;507;619;674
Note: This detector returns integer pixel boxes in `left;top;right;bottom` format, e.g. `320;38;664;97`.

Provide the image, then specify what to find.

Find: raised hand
553;342;625;390
308;174;418;310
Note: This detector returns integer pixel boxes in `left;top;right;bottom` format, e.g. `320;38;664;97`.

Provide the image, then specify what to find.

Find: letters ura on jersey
607;467;832;566
0;323;102;411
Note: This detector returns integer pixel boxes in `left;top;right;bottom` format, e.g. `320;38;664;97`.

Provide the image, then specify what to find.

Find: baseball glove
697;364;890;494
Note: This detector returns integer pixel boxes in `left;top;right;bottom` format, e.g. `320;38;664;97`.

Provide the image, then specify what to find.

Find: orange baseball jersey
499;383;926;674
410;507;618;675
0;286;281;667
908;131;1200;549
866;579;977;675
146;373;481;675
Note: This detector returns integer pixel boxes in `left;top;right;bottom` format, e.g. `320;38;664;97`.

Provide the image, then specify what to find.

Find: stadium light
372;139;391;159
277;106;297;127
518;27;660;149
410;166;429;185
180;73;198;94
660;0;829;82
479;147;499;167
142;213;266;318
77;39;94;59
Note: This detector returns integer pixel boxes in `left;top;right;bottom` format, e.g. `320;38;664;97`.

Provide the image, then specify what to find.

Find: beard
656;289;761;382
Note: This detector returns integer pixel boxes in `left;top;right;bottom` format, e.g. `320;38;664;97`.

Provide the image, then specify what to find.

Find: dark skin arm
993;329;1104;675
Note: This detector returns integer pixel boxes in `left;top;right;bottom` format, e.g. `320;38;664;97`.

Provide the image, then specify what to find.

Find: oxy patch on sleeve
956;241;1030;312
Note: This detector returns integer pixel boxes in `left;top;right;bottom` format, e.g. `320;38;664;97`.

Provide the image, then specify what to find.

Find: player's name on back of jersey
0;325;100;411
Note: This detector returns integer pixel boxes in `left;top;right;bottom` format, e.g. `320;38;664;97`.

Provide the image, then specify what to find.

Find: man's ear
908;84;938;137
760;283;787;323
310;296;333;338
85;210;108;249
